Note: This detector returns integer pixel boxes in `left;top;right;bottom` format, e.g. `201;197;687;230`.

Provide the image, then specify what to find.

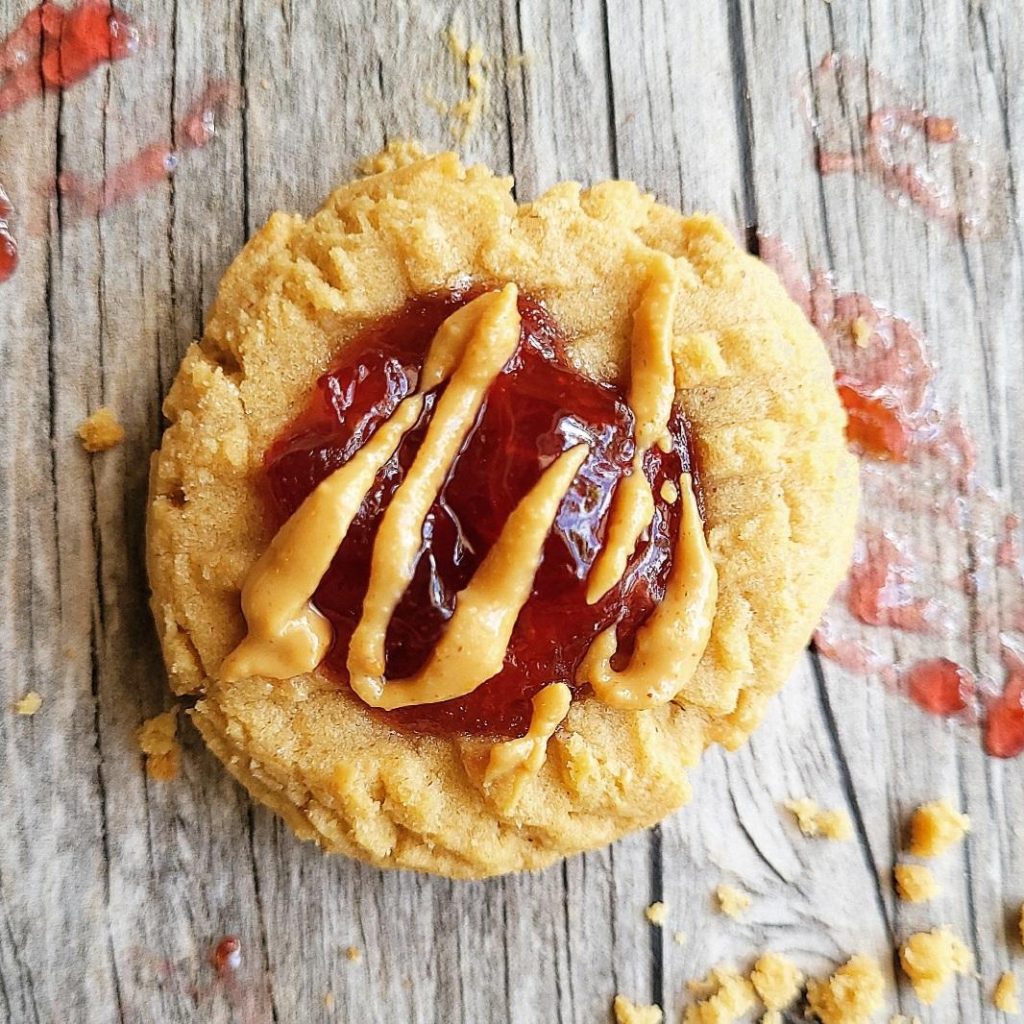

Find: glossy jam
846;530;936;632
265;290;693;738
0;2;138;116
59;83;235;217
984;648;1024;759
905;658;974;716
0;184;15;284
211;936;241;976
805;53;1007;239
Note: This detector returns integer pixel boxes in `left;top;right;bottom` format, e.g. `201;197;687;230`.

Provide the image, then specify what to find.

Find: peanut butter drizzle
483;682;572;810
586;254;677;603
219;287;511;683
223;258;718;751
347;285;521;694
218;398;424;682
578;472;717;710
578;254;718;710
350;445;588;709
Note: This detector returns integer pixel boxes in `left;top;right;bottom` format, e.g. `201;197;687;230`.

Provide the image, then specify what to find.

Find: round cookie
146;146;859;878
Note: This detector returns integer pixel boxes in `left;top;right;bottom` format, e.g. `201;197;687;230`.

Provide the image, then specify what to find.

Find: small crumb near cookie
750;952;803;1013
323;992;335;1009
673;931;688;946
716;884;751;919
660;480;678;503
899;927;972;1004
137;708;180;781
645;901;668;926
345;945;362;963
851;317;873;348
908;800;970;858
14;691;42;716
684;965;755;1024
357;140;426;176
77;407;125;452
614;994;664;1024
894;864;939;903
994;972;1020;1014
805;954;885;1024
785;797;853;840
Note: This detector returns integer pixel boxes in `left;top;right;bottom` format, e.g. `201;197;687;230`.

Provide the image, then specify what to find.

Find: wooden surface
1;2;1023;1022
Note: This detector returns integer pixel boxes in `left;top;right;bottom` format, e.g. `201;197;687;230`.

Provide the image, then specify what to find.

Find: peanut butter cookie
147;147;857;878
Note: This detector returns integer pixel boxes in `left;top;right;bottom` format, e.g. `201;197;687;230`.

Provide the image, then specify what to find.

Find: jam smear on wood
265;289;694;738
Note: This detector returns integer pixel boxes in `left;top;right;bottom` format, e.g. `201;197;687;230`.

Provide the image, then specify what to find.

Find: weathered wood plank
737;1;1024;1021
1;0;1023;1022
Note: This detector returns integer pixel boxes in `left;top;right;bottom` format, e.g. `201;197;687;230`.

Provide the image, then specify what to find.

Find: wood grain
1;1;1022;1022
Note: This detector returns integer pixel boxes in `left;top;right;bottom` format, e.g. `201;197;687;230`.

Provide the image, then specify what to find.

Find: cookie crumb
785;797;853;840
673;931;688;946
716;884;751;919
645;901;668;926
908;800;970;857
851;316;873;348
994;972;1019;1014
323;992;335;1009
14;691;42;716
439;28;489;143
137;708;180;781
660;480;679;503
899;927;972;1004
684;965;755;1024
805;955;885;1024
894;863;939;903
77;407;125;452
614;994;663;1024
750;952;803;1012
345;945;362;963
357;140;427;176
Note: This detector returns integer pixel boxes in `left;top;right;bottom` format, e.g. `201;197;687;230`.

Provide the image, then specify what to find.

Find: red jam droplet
904;658;974;716
1;2;138;116
211;936;241;976
846;530;936;632
984;648;1024;759
0;183;16;284
835;375;915;461
265;290;694;738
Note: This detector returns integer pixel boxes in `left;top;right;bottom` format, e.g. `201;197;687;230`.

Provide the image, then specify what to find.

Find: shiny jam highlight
265;290;693;738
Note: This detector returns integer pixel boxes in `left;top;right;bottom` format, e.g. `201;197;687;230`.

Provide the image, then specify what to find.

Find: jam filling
265;289;694;738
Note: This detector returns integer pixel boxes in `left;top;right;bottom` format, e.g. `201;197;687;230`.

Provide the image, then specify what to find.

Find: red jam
835;375;915;461
265;289;694;738
0;184;15;284
984;648;1024;759
211;936;241;976
904;658;974;716
0;2;139;116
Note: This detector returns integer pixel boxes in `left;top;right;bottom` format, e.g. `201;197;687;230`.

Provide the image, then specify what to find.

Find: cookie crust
147;149;858;878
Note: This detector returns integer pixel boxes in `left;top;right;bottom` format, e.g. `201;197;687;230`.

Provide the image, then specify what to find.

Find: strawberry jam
264;289;694;738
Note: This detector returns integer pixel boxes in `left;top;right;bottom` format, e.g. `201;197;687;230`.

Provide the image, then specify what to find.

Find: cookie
147;146;858;878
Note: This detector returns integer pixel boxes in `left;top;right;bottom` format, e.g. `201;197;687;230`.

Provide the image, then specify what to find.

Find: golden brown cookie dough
147;148;858;878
